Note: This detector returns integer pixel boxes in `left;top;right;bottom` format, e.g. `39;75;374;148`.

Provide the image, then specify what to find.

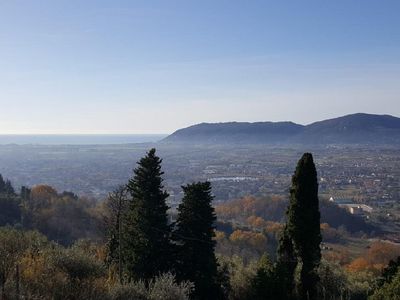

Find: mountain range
162;113;400;145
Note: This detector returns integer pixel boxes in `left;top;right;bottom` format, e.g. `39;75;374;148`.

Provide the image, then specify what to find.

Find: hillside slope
162;113;400;145
294;113;400;144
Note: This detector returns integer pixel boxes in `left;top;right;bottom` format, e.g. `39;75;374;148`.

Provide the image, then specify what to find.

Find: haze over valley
1;1;400;299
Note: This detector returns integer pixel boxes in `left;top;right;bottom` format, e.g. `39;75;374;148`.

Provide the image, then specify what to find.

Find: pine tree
124;148;172;281
0;175;5;194
252;253;277;300
4;180;15;195
20;186;31;201
286;153;322;300
174;181;221;299
0;177;20;227
0;176;15;195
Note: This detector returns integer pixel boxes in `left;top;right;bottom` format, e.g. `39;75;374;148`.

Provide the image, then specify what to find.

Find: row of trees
2;149;398;299
1;226;399;300
104;149;222;299
0;179;100;245
103;150;323;300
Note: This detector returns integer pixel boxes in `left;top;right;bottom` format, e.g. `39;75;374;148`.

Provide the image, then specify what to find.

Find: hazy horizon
0;112;398;136
0;133;168;145
1;1;399;134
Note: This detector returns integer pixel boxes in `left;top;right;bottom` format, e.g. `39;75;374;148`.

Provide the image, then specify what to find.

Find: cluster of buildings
329;197;373;216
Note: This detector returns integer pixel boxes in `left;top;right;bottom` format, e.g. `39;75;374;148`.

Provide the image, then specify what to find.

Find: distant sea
0;134;168;145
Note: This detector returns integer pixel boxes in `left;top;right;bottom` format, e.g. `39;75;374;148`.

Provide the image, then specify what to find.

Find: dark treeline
0;149;399;299
0;177;100;245
104;149;222;299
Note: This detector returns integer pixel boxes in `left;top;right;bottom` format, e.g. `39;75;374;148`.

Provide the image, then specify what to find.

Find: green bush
370;270;400;300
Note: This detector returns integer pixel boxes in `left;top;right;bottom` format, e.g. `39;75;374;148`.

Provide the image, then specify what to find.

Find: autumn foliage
346;241;400;274
229;230;268;253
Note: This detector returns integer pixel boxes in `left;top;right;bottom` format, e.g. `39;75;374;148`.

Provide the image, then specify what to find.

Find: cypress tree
20;186;31;227
276;229;297;300
124;148;172;280
174;181;221;299
286;153;322;300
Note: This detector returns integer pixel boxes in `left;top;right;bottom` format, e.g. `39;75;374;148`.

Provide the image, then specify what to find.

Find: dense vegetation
0;149;399;299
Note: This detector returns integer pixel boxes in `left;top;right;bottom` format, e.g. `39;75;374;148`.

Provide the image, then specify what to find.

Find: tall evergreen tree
174;181;221;299
20;186;31;201
276;229;297;300
0;177;20;226
124;148;172;281
0;176;15;195
285;153;322;300
252;253;280;300
0;175;5;193
4;180;15;195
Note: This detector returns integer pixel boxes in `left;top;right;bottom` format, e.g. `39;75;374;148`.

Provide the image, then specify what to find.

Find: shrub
370;270;400;300
109;273;193;300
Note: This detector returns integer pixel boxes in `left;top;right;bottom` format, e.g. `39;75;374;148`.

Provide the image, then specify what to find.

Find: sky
0;0;399;134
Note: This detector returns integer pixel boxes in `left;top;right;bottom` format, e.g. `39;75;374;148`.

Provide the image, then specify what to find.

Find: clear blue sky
0;0;399;134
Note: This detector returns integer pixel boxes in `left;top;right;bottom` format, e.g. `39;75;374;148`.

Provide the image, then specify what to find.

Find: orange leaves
366;241;400;266
323;249;352;265
246;216;266;229
241;196;258;216
346;257;370;273
346;241;400;274
20;254;46;280
229;230;268;252
31;184;58;200
30;185;58;209
245;216;283;234
265;221;283;235
320;223;330;231
214;230;226;241
215;195;286;223
215;196;258;220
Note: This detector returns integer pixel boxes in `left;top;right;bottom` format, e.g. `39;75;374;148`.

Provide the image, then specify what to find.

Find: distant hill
163;121;304;144
162;113;400;145
294;113;400;144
